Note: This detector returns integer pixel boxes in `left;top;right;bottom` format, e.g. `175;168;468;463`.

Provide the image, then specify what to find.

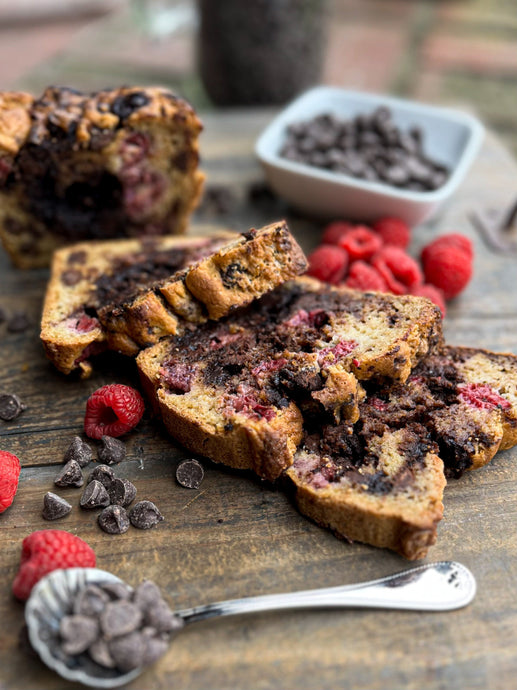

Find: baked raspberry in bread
41;221;307;376
137;279;443;480
0;85;204;268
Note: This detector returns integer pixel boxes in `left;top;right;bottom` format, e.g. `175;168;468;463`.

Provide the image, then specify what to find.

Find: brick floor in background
1;0;516;155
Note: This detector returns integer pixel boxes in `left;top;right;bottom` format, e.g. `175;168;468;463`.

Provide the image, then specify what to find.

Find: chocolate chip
80;480;110;509
141;630;169;666
0;393;26;421
42;492;72;520
60;615;99;655
108;477;137;507
98;505;130;534
98;436;126;465
64;436;92;468
176;459;204;489
100;600;143;639
7;312;30;333
108;631;145;672
129;501;163;530
54;459;83;488
133;580;163;612
88;637;116;669
61;269;82;286
87;464;115;489
100;581;132;601
74;584;110;617
145;601;183;634
111;91;150;120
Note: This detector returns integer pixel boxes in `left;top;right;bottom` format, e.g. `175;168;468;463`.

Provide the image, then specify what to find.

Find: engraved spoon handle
176;561;476;625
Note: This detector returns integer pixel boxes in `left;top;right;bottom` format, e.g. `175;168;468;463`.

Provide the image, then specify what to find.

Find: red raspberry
410;283;446;317
372;217;411;249
0;450;21;513
421;233;473;263
84;384;145;439
458;383;511;411
338;226;383;262
321;221;354;246
371;246;423;293
12;530;96;601
345;261;388;292
307;244;349;285
421;245;472;300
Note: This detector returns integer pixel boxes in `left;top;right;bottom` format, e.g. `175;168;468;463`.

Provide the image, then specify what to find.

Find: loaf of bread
137;279;443;481
0;86;204;268
41;221;307;377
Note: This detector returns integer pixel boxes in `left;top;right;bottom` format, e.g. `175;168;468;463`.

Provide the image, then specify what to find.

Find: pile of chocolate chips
58;579;183;673
44;436;163;534
279;107;450;191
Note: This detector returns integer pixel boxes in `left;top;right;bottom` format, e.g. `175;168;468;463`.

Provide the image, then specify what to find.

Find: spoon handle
176;561;475;625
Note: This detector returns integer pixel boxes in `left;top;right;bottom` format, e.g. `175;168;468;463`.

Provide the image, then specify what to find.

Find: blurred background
0;0;516;155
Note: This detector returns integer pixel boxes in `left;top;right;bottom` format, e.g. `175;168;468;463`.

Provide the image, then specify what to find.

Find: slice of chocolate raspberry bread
98;220;308;354
0;85;204;268
137;279;443;480
286;345;517;558
41;233;236;377
287;423;445;560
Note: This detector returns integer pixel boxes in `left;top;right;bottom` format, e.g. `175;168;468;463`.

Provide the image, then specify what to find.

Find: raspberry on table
371;246;423;292
84;384;145;440
321;221;354;246
421;233;473;263
409;283;446;317
421;244;472;300
0;450;21;513
372;217;411;249
12;529;96;601
344;261;388;292
307;244;349;285
338;226;383;262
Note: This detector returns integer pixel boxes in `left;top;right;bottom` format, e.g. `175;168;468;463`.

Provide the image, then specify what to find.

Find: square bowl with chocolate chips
255;86;484;226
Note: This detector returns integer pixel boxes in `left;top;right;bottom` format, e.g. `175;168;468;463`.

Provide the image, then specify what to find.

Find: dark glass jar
197;0;328;106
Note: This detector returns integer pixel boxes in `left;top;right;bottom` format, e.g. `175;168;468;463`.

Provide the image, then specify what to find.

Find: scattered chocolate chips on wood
57;578;183;673
54;459;84;488
129;501;164;530
176;459;204;489
6;311;31;333
279;107;450;192
98;436;126;465
42;492;72;520
0;393;26;421
64;436;92;468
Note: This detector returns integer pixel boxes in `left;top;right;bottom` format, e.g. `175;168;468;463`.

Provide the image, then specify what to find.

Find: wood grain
1;111;516;690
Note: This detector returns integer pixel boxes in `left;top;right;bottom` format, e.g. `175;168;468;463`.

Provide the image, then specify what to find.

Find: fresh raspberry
458;383;511;411
409;283;446;317
12;530;96;601
421;233;473;263
338;226;383;262
421;245;472;300
371;246;423;293
345;261;388;292
307;244;349;285
321;221;354;246
372;217;411;249
84;384;145;439
0;450;21;513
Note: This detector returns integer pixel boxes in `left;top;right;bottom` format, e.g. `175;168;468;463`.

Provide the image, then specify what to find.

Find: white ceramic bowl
255;86;484;226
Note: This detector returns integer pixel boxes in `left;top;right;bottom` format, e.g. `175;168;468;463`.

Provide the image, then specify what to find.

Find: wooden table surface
1;110;517;690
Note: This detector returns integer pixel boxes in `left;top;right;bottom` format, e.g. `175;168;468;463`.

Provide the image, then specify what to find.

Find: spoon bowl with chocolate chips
26;562;475;687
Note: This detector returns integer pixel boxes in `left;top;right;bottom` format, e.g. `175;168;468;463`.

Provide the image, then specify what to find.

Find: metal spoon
25;561;476;688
